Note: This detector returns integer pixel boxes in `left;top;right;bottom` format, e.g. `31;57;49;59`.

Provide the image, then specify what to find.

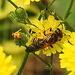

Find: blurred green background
0;0;75;75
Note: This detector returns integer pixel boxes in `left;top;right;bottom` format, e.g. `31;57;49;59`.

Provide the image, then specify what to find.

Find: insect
26;28;63;52
12;29;21;39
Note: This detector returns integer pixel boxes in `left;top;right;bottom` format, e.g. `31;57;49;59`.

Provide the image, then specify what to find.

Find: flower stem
47;0;56;9
39;0;56;20
38;14;42;20
42;9;46;20
32;52;51;67
50;53;53;75
7;0;18;8
26;18;32;25
26;18;38;28
17;52;29;75
64;21;75;32
64;0;74;20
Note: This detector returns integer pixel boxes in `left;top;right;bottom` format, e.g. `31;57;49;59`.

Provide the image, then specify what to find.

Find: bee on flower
26;28;63;51
26;15;71;56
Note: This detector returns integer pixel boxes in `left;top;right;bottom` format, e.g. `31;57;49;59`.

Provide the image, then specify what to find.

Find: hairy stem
32;52;51;67
26;18;38;28
47;0;56;9
7;0;18;8
50;53;53;75
64;0;74;20
17;52;29;75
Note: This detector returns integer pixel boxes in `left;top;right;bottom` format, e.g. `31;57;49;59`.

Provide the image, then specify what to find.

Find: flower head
0;46;16;75
59;32;75;75
12;29;21;39
26;15;71;56
12;0;40;5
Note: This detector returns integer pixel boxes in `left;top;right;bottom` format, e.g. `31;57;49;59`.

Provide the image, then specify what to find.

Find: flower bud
12;29;22;39
8;11;18;22
12;29;28;47
14;33;28;47
15;7;28;20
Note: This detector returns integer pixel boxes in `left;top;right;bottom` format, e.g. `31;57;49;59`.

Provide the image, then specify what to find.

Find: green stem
50;53;53;75
26;18;32;25
17;52;29;75
47;0;56;9
64;21;75;32
38;9;46;20
26;18;38;28
39;0;56;20
64;0;74;20
42;9;46;20
7;0;18;8
32;52;51;67
38;14;42;20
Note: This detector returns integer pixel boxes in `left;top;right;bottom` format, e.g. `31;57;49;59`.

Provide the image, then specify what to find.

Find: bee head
55;28;63;38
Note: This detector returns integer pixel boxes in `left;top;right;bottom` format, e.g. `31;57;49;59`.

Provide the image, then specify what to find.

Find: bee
26;28;63;52
12;29;21;39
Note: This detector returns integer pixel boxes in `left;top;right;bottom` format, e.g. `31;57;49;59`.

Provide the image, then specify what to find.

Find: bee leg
50;45;53;48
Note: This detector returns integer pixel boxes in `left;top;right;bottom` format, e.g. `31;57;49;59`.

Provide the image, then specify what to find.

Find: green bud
14;32;28;47
15;7;28;20
8;11;18;22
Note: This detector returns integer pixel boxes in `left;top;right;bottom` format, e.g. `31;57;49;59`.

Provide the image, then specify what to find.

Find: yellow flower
0;46;16;75
26;15;71;56
59;32;75;75
12;0;40;5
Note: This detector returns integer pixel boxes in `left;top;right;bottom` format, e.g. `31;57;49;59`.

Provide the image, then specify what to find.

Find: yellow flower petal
23;0;30;5
59;32;75;75
11;0;17;2
12;0;40;5
31;0;40;2
32;19;44;30
0;46;17;75
35;50;41;55
43;48;51;56
26;24;40;32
